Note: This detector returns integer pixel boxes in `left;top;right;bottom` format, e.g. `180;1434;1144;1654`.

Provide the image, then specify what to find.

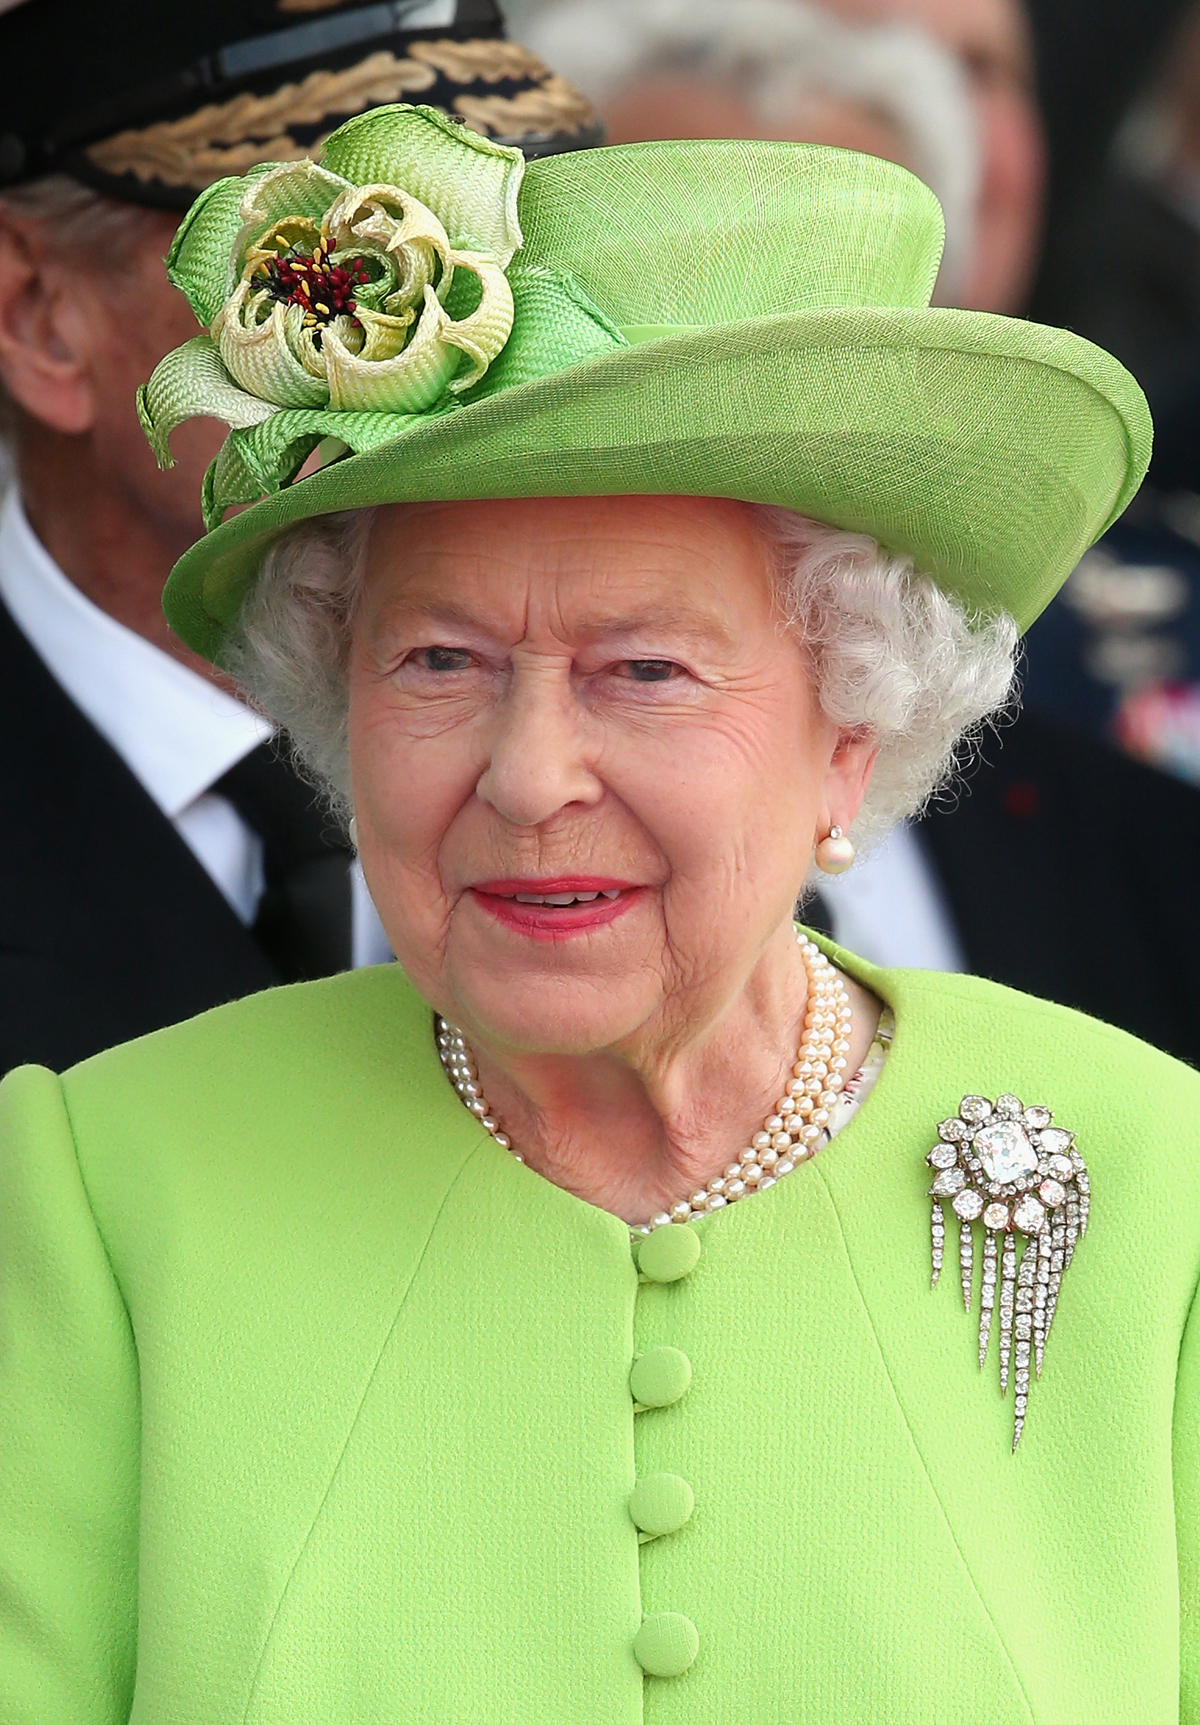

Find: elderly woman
2;104;1197;1725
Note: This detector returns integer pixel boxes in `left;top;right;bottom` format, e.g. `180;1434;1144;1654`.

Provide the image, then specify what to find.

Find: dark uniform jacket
1;601;282;1075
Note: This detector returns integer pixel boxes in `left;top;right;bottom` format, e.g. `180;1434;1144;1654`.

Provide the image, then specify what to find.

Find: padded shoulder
888;961;1199;1089
53;964;471;1305
812;938;1200;1191
818;923;1197;1082
62;963;430;1095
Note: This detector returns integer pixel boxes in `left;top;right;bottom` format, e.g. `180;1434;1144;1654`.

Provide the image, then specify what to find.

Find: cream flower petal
214;283;330;408
326;184;405;247
441;252;515;393
243;217;322;284
355;306;416;362
321;104;524;264
280;302;335;380
327;183;450;315
324;285;463;412
391;239;445;316
232;161;353;276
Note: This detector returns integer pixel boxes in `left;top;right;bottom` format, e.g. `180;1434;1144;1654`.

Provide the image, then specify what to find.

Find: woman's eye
415;646;474;672
623;658;680;683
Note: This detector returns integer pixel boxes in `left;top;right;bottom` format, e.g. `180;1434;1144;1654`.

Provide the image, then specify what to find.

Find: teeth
508;889;617;906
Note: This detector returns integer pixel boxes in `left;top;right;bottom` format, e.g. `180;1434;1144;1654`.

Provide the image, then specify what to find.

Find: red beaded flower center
258;240;371;347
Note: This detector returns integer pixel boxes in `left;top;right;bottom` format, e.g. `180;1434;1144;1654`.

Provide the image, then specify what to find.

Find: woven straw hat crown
513;138;944;324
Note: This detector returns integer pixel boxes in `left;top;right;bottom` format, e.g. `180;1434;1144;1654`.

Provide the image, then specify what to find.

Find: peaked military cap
0;0;601;208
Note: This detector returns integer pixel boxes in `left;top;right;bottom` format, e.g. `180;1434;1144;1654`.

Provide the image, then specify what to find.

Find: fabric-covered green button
629;1471;695;1537
633;1612;700;1678
638;1225;701;1283
630;1346;692;1408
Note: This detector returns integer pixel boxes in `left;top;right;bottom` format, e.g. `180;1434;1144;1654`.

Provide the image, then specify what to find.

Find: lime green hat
141;103;1152;663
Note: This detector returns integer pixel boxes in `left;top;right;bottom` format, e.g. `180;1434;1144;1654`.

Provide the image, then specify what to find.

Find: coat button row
632;1229;701;1676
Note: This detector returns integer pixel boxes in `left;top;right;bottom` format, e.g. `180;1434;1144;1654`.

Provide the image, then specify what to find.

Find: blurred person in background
822;0;1200;795
809;0;1046;313
1065;5;1200;447
0;0;600;1078
515;0;1200;1065
1018;3;1200;798
510;0;1043;314
1027;0;1194;326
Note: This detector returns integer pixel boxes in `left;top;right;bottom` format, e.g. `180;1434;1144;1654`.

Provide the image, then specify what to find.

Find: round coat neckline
420;929;899;1247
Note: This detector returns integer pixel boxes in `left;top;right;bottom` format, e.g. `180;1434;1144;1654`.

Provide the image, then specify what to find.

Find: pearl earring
815;824;855;875
348;816;359;851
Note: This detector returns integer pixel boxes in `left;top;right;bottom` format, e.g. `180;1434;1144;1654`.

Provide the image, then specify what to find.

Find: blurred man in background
797;0;1047;313
510;0;1200;1064
1027;0;1194;319
510;0;1042;312
0;0;600;1076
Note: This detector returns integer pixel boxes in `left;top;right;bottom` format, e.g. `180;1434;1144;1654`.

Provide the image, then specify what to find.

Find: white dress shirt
813;820;966;973
0;489;391;967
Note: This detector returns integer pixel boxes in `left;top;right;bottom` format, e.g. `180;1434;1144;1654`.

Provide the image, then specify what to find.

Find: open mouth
469;879;641;938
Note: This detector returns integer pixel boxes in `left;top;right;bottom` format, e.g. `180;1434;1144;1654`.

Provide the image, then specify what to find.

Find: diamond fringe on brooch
927;1093;1089;1450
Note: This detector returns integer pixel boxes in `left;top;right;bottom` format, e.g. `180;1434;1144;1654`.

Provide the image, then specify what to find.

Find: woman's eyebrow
380;595;739;651
378;596;501;634
575;605;738;650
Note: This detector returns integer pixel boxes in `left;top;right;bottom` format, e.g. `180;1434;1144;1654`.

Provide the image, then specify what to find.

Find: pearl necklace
435;932;853;1235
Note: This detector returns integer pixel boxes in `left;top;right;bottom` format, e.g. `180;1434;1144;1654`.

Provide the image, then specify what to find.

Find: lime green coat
2;952;1200;1723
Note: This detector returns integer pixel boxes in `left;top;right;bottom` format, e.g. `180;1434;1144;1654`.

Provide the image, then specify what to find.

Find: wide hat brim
165;300;1150;662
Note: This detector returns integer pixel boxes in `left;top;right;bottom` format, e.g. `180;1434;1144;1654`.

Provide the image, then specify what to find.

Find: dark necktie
213;741;353;981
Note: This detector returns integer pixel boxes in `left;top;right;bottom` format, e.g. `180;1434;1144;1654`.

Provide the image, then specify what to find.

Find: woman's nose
475;663;602;827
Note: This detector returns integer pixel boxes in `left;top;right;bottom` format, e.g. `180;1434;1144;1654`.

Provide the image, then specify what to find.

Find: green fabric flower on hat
213;164;515;413
138;104;528;525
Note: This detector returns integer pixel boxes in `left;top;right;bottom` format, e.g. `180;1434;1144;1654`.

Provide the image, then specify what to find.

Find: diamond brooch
927;1093;1089;1450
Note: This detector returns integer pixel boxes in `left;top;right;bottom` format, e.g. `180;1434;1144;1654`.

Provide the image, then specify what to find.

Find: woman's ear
817;726;879;839
0;212;98;434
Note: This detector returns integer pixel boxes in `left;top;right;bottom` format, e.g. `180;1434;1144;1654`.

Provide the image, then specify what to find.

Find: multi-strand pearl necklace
435;932;853;1236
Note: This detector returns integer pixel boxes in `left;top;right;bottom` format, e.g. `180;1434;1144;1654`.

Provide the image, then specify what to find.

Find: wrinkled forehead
360;494;779;644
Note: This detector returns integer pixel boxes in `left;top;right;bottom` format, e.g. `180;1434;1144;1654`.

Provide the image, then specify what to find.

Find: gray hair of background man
513;0;980;300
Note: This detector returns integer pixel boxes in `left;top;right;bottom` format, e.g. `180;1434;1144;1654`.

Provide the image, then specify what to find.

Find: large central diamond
973;1119;1038;1184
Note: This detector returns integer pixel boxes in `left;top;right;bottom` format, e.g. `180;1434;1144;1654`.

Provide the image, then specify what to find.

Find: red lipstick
468;877;642;939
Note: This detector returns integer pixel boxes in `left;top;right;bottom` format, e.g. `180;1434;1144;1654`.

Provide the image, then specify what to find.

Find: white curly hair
222;502;1018;850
